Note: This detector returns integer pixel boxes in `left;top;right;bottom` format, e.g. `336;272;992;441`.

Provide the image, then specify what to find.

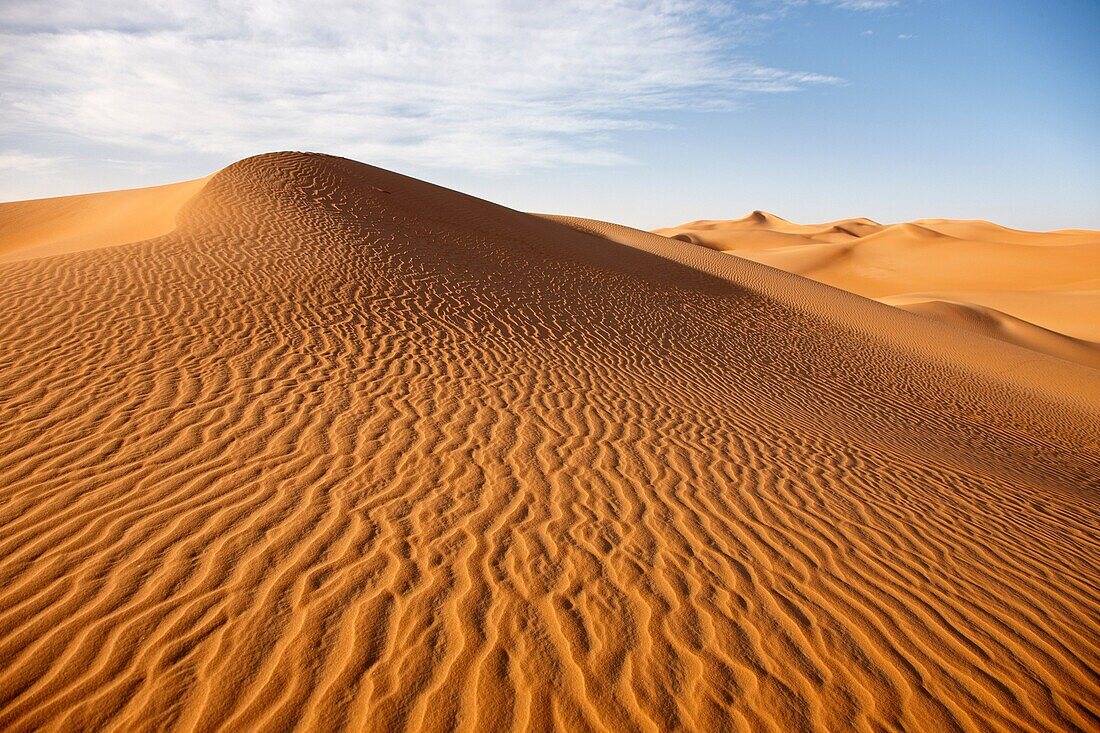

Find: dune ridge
654;213;1100;369
0;153;1098;732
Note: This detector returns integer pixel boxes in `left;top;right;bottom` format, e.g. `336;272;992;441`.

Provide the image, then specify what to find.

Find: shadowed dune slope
655;213;1100;368
1;153;1098;732
0;177;210;263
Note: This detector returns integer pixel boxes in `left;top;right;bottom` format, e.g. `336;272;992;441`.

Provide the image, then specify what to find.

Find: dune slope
0;177;209;263
655;213;1100;368
0;153;1098;732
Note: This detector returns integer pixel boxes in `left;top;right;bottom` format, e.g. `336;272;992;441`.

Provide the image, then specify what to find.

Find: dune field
655;212;1100;369
0;152;1098;732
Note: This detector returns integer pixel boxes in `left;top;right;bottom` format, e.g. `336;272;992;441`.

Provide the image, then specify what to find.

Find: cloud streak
830;1;900;9
1;1;849;177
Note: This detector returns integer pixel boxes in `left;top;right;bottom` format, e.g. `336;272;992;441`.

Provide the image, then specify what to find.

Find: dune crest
1;153;1098;732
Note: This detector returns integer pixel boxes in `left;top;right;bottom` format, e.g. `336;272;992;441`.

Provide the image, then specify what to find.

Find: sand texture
655;212;1100;368
1;153;1098;732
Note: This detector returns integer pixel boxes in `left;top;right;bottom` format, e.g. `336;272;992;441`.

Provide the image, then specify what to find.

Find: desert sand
0;177;210;263
0;153;1098;732
655;212;1100;369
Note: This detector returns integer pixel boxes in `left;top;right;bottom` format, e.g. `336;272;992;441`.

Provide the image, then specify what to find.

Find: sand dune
655;212;1100;368
1;153;1098;732
0;177;209;263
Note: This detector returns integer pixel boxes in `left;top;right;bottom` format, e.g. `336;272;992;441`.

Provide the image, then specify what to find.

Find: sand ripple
0;153;1098;732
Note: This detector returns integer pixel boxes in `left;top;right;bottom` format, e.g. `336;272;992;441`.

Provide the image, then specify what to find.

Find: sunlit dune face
0;177;210;263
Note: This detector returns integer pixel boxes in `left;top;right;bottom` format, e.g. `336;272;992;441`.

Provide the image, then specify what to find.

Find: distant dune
0;177;210;263
1;154;1098;732
655;212;1100;369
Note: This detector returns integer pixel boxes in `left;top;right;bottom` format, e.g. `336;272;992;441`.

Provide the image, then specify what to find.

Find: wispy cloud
778;0;901;10
824;0;901;9
0;151;72;201
1;1;850;176
0;151;68;173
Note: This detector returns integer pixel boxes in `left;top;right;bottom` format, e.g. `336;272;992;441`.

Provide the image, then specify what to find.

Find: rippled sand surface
1;153;1097;732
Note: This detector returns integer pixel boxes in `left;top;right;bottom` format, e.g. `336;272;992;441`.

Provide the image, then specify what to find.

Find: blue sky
2;1;1097;230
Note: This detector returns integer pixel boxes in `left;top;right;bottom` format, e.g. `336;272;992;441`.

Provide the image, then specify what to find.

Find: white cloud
0;151;71;201
0;1;847;176
826;1;900;9
779;0;901;9
0;151;67;173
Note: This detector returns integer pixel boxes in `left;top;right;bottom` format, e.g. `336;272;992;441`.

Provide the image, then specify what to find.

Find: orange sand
0;177;210;263
0;154;1097;732
655;212;1100;369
